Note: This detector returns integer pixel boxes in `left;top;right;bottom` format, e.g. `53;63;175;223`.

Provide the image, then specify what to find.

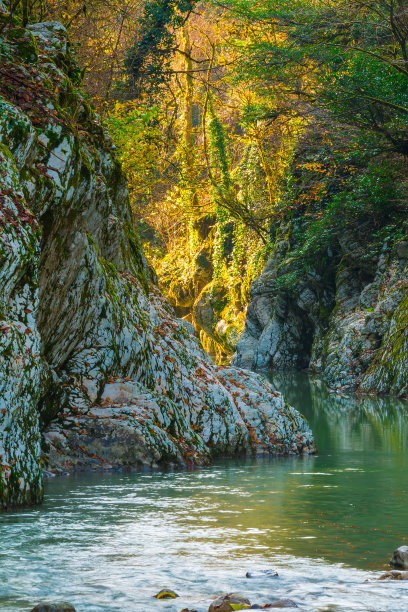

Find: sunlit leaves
106;101;162;202
222;0;408;153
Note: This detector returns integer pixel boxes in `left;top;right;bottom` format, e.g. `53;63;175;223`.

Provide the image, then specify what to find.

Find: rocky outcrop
0;17;314;508
234;224;408;397
233;228;336;372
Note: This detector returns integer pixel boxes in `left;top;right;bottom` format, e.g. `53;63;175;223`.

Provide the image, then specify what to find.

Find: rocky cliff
0;13;315;509
234;223;408;398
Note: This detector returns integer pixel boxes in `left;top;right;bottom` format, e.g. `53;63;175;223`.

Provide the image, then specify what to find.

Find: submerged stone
250;601;298;609
154;589;179;599
378;570;408;581
246;569;279;578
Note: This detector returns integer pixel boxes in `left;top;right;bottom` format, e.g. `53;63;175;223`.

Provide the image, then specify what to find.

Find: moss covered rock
235;223;408;397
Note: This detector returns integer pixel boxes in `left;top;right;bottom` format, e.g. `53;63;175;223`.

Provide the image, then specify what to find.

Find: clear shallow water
2;374;408;612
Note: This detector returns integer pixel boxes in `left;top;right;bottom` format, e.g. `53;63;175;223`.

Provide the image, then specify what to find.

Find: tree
124;0;199;96
221;0;408;155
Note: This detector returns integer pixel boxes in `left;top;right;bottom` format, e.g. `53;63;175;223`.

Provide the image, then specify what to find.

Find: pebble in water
259;601;298;609
208;594;298;611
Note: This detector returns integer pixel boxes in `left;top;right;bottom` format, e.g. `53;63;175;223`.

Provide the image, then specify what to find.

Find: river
1;373;408;611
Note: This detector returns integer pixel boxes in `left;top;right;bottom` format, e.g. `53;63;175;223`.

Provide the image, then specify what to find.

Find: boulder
390;546;408;569
378;570;408;580
396;240;408;260
27;22;69;55
30;604;76;612
209;593;251;611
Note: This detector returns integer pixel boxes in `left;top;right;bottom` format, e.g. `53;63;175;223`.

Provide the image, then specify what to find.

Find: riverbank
1;374;408;611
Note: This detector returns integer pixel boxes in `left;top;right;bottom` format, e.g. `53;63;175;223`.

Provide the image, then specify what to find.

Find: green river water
1;373;408;611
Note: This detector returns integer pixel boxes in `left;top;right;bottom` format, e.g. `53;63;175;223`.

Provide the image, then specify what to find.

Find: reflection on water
1;374;408;611
270;372;408;455
265;373;408;566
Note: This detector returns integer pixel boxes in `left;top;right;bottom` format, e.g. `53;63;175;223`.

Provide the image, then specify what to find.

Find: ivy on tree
124;0;199;94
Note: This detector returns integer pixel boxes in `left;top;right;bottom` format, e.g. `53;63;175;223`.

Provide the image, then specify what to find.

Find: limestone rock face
234;224;408;397
0;18;315;507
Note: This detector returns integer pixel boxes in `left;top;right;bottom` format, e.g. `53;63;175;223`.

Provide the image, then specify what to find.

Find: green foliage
225;0;408;154
208;99;231;193
207;100;234;281
106;102;162;205
103;0;408;357
275;270;301;293
300;159;404;247
124;0;198;94
321;53;408;144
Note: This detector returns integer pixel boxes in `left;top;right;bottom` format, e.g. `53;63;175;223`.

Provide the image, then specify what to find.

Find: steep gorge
0;12;315;509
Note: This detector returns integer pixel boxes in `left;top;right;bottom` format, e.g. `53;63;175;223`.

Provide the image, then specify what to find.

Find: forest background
4;0;408;363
